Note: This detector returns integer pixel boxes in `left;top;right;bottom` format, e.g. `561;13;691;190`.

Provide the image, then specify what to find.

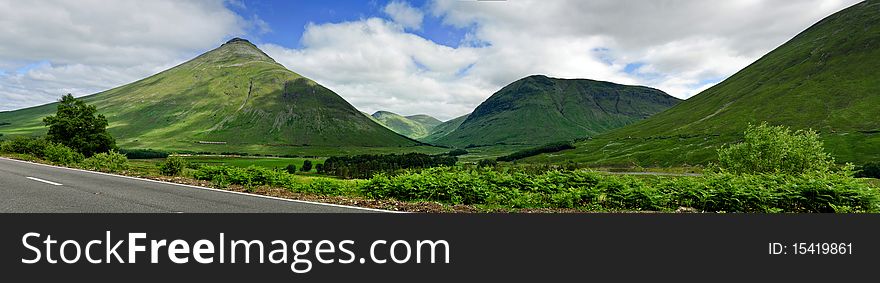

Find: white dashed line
26;176;63;186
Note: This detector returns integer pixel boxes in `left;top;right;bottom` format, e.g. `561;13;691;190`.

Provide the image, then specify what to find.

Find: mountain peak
191;37;276;64
225;37;252;45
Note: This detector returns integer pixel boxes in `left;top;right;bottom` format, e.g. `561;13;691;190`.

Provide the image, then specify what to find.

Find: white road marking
26;176;63;186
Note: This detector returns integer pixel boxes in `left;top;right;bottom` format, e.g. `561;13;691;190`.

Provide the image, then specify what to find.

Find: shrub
159;155;187;176
497;141;575;162
301;160;313;172
321;153;457;179
360;167;880;212
286;164;297;174
1;136;50;157
79;150;129;173
855;162;880;179
43;142;84;165
717;122;834;175
314;163;324;173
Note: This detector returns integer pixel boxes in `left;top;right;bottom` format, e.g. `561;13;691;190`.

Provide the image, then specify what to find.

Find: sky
0;0;863;120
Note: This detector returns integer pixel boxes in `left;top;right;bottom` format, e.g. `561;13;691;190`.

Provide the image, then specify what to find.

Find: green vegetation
182;156;322;171
43;142;84;166
43;94;116;157
545;1;880;165
717;123;835;175
421;114;468;143
371;111;441;139
497;141;575;162
0;38;423;154
193;165;359;195
301;160;313;172
285;164;297;174
159;156;187;176
361;167;878;212
319;153;457;179
79;150;129;173
434;75;680;147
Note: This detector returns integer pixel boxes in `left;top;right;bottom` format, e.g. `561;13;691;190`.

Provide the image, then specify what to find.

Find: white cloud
0;0;247;111
384;1;425;30
263;0;859;120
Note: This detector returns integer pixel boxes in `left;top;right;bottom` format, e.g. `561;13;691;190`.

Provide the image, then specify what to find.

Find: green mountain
371;111;440;139
405;114;442;129
434;75;681;147
0;38;419;151
534;1;880;166
421;114;469;143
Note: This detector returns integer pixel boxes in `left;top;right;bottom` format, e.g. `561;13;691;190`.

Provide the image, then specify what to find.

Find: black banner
0;214;874;282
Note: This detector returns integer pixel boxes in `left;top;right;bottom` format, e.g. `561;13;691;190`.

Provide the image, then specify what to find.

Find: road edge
0;157;403;213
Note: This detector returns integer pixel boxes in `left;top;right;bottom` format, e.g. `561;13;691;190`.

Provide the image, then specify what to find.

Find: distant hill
434;75;681;147
421;114;469;143
0;38;419;151
533;1;880;166
371;111;441;139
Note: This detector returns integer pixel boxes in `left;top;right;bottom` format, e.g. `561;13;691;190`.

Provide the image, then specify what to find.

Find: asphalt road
0;157;383;213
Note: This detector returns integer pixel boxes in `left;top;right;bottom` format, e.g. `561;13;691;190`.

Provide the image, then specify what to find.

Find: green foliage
301;160;313;172
43;142;84;165
193;165;357;195
159;156;187;176
855;162;880;179
361;167;880;212
0;136;50;157
717;123;835;175
314;163;324;173
286;164;297;174
43;94;116;156
319;153;457;179
79;150;129;173
497;141;575;162
119;148;169;159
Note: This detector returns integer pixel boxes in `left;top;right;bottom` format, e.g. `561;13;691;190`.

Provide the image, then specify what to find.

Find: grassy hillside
371;111;441;139
435;75;680;147
421;114;469;143
532;1;880;166
0;38;422;153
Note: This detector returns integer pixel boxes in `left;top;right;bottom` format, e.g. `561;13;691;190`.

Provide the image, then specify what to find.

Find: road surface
0;157;383;213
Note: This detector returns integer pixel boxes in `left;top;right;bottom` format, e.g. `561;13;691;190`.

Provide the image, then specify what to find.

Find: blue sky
229;0;469;49
0;0;861;119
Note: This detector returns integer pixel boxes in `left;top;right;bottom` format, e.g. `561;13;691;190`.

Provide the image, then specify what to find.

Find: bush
315;163;324;173
43;142;84;165
717;122;835;175
79;150;129;173
497;141;575;162
301;160;313;172
1;136;50;157
159;156;187;176
855;162;880;179
286;164;297;174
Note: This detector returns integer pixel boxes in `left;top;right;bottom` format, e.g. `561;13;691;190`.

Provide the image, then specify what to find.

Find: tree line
318;153;457;179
